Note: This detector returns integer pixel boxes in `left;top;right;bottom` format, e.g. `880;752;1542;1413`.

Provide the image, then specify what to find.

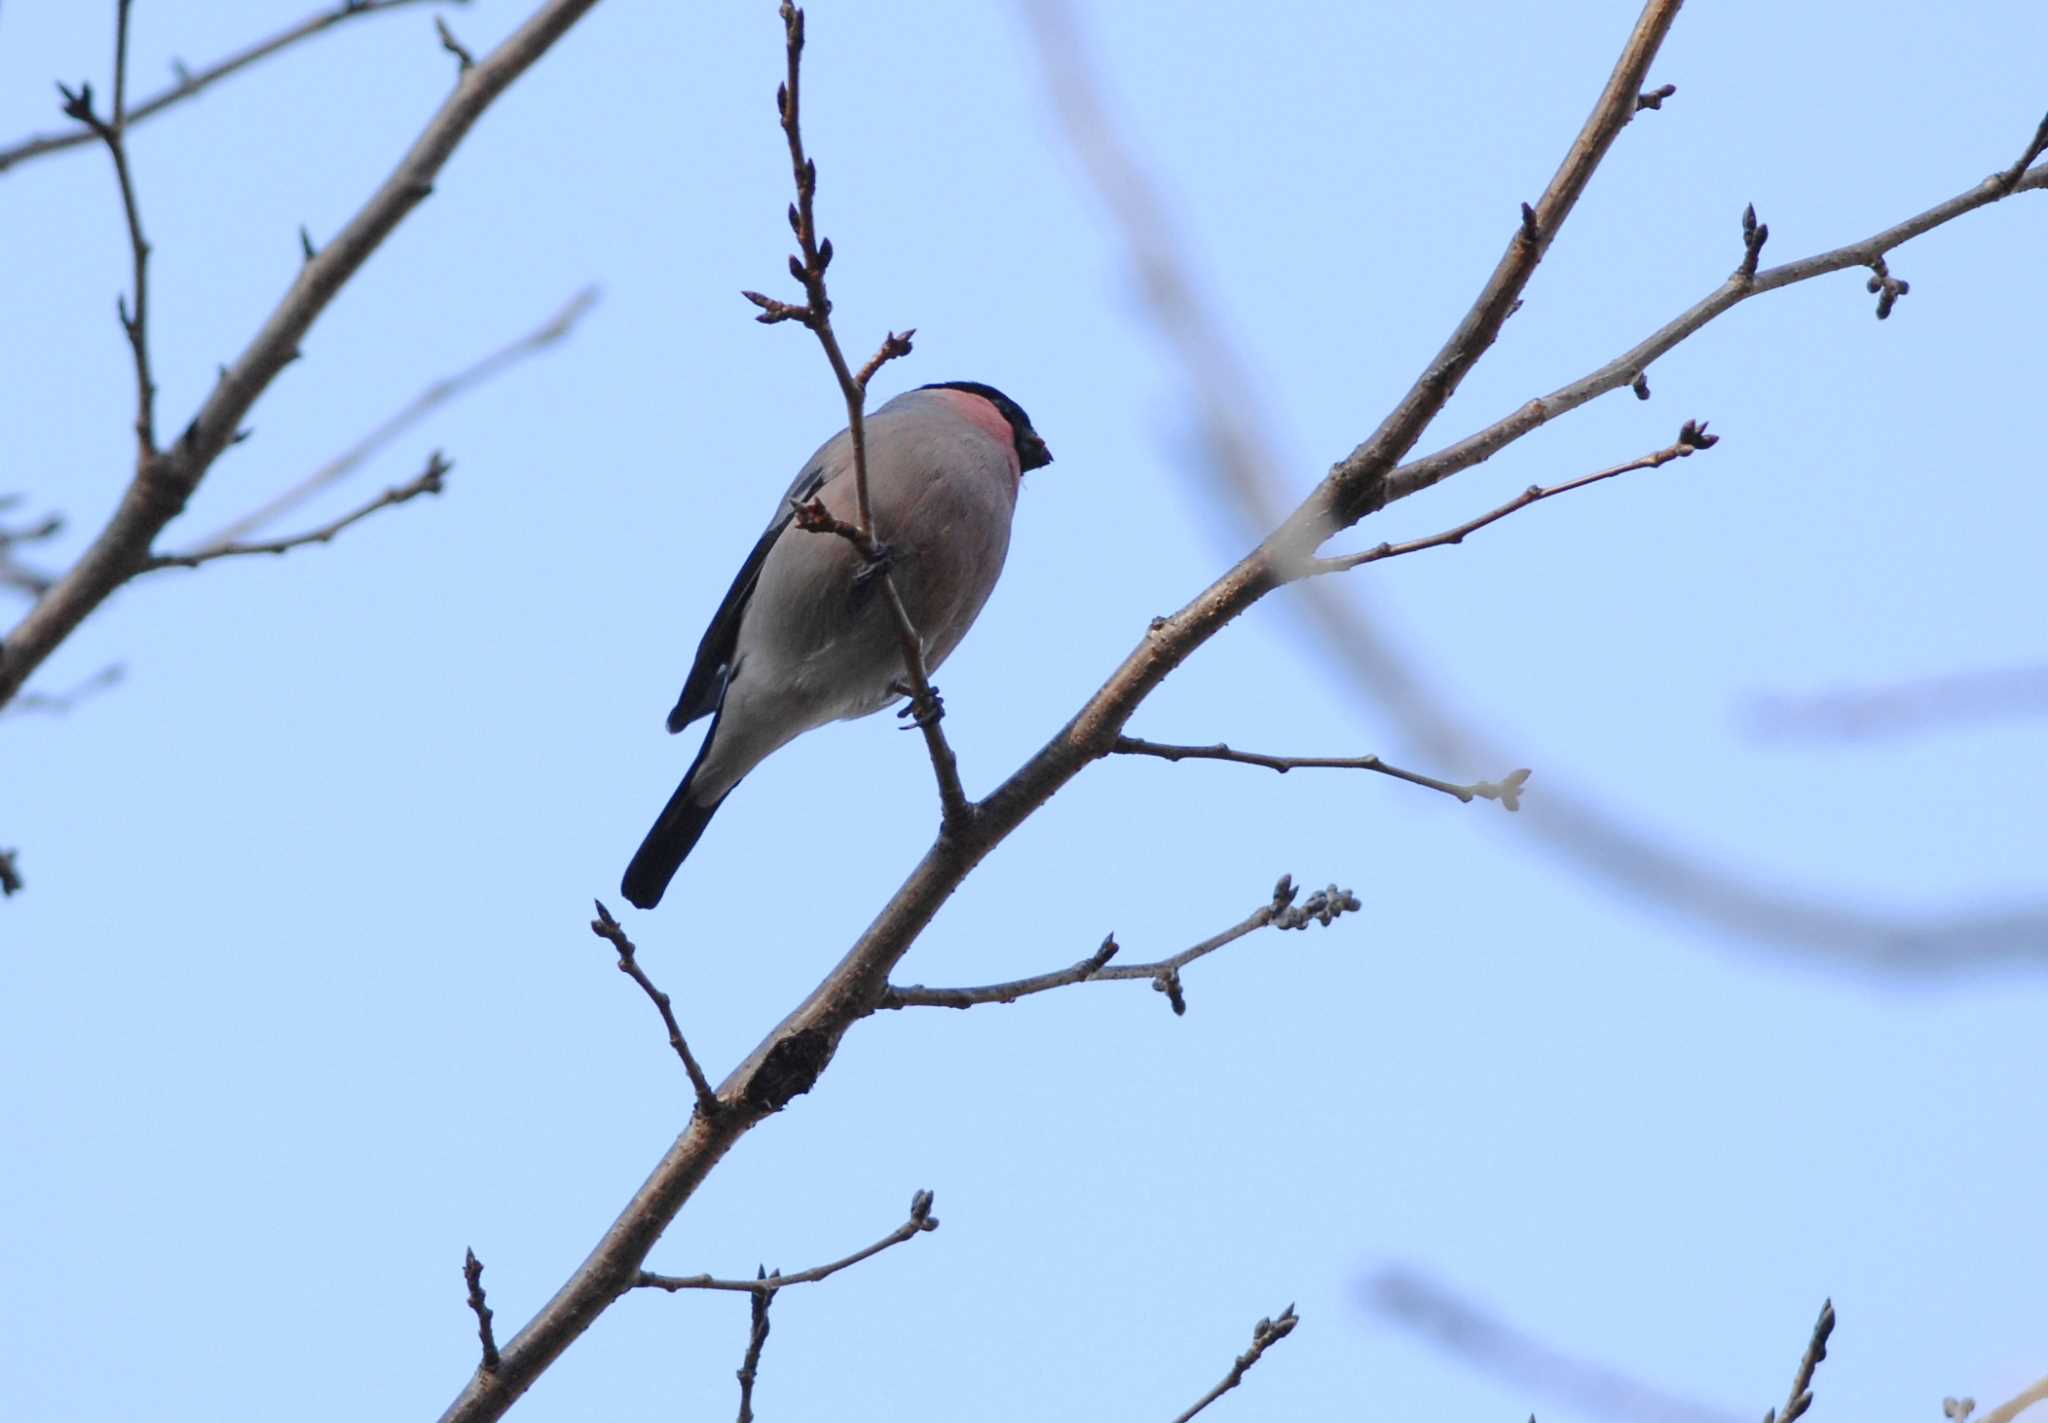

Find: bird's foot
848;540;896;610
891;679;944;729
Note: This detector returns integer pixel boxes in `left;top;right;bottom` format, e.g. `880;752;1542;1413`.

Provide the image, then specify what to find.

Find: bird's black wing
664;461;833;733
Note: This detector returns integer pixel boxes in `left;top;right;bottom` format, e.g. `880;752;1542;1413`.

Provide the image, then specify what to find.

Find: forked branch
881;875;1360;1015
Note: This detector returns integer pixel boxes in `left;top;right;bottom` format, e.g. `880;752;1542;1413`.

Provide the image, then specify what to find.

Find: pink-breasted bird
621;381;1052;909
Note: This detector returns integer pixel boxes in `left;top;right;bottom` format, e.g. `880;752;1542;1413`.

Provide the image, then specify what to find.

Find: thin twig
734;1271;775;1423
881;875;1359;1014
436;17;476;72
58;0;158;464
637;1189;938;1294
589;901;722;1118
191;287;595;551
1112;736;1530;812
463;1249;501;1374
1169;1304;1299;1423
743;4;970;828
1302;423;1716;580
0;1;463;174
1764;1300;1835;1423
1998;111;2048;194
0;505;64;599
139;452;450;571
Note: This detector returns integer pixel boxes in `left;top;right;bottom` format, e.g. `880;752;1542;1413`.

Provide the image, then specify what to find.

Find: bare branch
734;1271;774;1423
0;849;21;898
589;901;722;1119
189;286;595;553
881;875;1359;1014
444;10;2048;1414
638;1189;938;1295
1381;141;2048;511
1112;736;1529;811
58;0;159;464
140;452;450;572
1169;1304;1298;1423
0;0;606;715
1272;0;1687;552
1636;83;1678;112
756;4;970;827
1301;424;1716;581
0;2;464;174
1764;1300;1835;1423
1026;1;2048;971
463;1249;501;1375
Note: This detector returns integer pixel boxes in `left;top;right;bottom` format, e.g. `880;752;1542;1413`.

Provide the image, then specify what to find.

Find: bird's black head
922;380;1053;472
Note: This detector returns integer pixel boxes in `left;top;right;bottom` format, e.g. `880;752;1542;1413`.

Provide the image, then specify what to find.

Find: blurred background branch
1020;0;2048;974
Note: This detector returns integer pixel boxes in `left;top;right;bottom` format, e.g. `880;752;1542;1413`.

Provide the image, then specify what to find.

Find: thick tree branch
1028;0;2048;970
1270;0;1687;562
589;902;722;1119
139;452;449;572
0;1;465;174
1112;736;1529;811
880;875;1360;1015
1170;1304;1299;1423
435;11;1688;1418
0;0;605;714
744;4;969;828
636;1189;937;1294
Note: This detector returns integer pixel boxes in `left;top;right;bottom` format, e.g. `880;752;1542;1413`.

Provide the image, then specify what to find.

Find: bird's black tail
621;773;730;910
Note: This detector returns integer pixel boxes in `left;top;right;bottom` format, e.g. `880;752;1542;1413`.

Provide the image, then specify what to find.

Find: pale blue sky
3;3;2044;1420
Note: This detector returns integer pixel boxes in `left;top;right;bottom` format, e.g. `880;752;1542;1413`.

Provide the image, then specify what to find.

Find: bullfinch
621;381;1052;909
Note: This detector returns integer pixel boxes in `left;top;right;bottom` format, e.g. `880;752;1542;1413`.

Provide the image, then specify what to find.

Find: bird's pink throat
929;388;1023;481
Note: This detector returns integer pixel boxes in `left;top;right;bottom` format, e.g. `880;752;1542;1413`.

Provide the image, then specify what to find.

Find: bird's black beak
1020;432;1053;472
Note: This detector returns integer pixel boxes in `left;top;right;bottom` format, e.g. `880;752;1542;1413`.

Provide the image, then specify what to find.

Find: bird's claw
891;680;944;729
848;540;896;610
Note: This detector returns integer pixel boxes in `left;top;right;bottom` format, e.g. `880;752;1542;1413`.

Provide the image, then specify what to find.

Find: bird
620;381;1052;909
